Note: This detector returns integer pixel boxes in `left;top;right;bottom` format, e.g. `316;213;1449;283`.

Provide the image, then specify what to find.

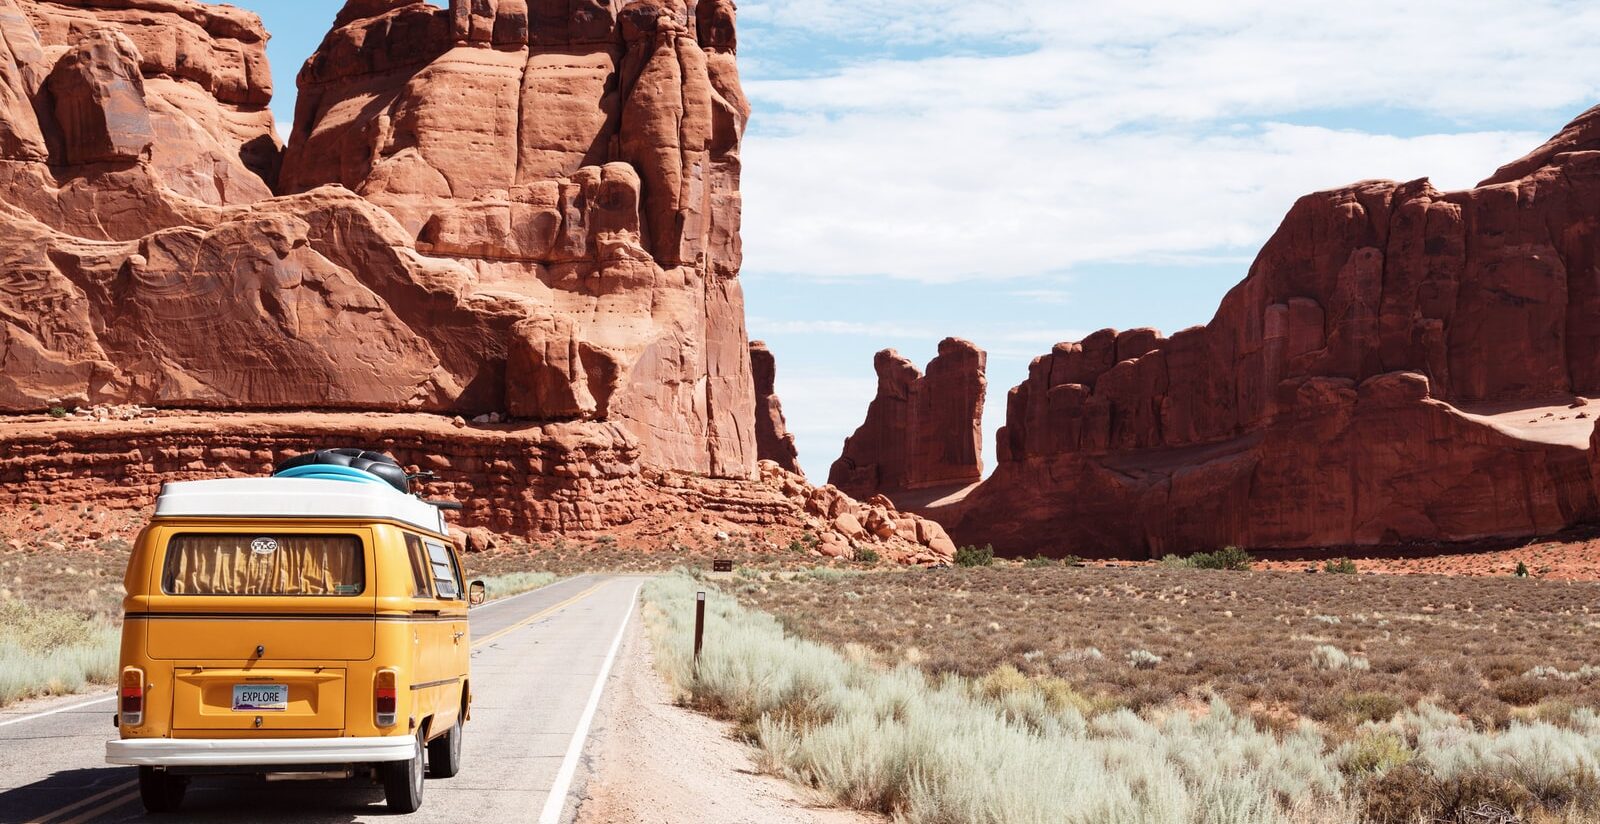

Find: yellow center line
472;581;606;649
24;779;136;824
44;783;141;824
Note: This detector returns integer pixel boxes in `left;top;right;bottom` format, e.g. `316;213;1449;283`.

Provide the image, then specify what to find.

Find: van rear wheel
381;728;426;813
138;766;187;813
426;718;462;778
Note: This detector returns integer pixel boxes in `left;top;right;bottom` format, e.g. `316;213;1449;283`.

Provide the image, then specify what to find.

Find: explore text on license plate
232;684;288;712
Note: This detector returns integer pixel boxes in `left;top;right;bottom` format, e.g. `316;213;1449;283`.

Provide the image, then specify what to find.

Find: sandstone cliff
829;338;986;500
0;0;952;565
913;108;1600;556
0;0;754;479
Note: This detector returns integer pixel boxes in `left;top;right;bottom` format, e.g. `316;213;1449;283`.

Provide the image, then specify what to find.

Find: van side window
425;541;461;599
404;534;432;598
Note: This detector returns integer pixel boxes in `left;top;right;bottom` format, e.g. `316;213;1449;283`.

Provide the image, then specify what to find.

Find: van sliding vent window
425;541;461;599
162;534;365;596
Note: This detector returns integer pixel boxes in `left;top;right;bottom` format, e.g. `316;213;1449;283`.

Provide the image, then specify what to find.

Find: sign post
693;591;707;672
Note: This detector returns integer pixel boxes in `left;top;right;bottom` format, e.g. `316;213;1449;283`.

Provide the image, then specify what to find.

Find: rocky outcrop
829;338;986;500
749;340;800;475
0;0;757;480
929;107;1600;557
0;412;953;565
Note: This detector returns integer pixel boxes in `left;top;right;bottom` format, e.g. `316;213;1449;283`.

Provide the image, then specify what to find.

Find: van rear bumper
107;735;415;767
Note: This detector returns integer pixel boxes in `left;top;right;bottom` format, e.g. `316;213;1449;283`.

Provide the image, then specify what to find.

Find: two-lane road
0;574;645;824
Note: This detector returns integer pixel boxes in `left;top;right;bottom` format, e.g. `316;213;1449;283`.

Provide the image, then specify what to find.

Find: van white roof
154;477;450;536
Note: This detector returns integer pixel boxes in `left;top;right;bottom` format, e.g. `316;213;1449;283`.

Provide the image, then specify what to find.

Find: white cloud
736;0;1600;283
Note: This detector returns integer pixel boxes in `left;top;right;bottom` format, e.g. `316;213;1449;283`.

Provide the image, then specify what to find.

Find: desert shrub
1172;546;1253;570
1322;557;1358;574
1437;771;1535;820
954;544;994;567
1023;555;1057;568
1517;561;1531;578
47;406;67;418
855;547;880;565
1360;764;1442;824
1496;677;1558;707
1339;730;1414;775
1159;554;1189;568
1127;649;1162;670
1342;692;1406;724
1526;665;1600;682
1311;644;1370;672
0;600;119;706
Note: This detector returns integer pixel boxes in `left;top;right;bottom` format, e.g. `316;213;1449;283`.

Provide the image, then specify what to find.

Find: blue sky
236;0;1600;479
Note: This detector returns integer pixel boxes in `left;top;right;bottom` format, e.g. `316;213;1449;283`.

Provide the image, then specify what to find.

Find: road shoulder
572;607;881;824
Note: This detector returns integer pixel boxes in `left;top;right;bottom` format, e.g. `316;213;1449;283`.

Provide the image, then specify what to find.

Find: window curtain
163;535;364;596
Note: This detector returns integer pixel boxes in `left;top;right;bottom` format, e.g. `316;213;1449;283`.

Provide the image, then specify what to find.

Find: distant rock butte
0;0;754;481
847;106;1600;557
829;338;986;500
749;340;801;475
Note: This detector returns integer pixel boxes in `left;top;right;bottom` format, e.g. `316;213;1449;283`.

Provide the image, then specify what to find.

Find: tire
137;766;187;813
381;729;426;813
426;718;462;779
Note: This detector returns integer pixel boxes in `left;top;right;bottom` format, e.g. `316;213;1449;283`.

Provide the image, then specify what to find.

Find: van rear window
162;534;365;596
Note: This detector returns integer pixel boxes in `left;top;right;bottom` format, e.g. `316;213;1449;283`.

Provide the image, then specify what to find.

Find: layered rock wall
0;0;757;480
936;108;1600;556
829;338;985;499
0;412;955;564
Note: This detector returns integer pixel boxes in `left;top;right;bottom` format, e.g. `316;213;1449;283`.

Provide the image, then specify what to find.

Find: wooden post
693;591;706;671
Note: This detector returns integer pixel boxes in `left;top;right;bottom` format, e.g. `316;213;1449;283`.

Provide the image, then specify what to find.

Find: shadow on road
0;766;390;823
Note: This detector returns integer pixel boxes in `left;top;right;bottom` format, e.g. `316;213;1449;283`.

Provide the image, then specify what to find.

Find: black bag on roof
274;448;410;494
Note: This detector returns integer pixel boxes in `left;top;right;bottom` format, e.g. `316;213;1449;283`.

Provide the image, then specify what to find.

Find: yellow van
106;449;484;813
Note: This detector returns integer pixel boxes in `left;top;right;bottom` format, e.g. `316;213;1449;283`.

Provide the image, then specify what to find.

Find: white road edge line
536;580;643;824
0;694;115;730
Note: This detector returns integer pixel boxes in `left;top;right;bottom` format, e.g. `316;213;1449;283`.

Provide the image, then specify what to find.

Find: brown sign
712;559;733;573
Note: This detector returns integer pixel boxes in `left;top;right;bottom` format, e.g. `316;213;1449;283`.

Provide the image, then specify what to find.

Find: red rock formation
829;338;986;500
749;340;800;474
0;412;953;565
934;108;1600;557
0;0;756;480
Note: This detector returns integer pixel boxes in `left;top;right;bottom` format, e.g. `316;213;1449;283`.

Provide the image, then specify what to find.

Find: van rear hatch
143;531;375;731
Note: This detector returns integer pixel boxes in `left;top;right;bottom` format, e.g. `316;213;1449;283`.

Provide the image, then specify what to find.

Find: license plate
232;684;288;712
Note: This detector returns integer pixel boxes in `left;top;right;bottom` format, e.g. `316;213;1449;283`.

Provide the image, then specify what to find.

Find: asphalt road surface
0;574;646;824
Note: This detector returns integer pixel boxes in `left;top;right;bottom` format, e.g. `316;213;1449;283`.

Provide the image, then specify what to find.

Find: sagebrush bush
1338;729;1413;775
1311;645;1370;672
0;600;119;706
1322;558;1358;574
1127;649;1162;670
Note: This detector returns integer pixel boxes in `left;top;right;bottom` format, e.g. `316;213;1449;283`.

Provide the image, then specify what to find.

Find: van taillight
120;668;145;726
375;669;398;727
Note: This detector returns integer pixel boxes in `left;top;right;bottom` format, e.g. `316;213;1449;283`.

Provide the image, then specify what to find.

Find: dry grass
736;565;1600;736
646;570;1600;824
